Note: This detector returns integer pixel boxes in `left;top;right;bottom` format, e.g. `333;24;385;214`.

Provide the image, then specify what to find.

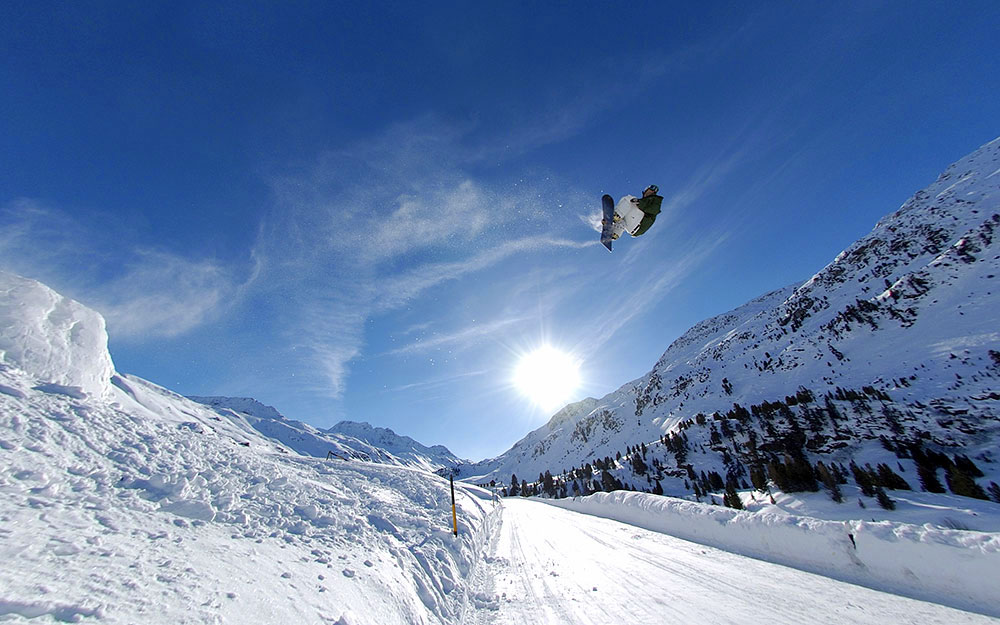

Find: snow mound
0;271;114;398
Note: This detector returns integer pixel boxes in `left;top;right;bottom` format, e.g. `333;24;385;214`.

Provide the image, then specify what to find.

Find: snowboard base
600;194;615;252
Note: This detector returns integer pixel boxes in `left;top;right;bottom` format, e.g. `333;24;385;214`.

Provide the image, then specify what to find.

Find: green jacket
633;194;662;236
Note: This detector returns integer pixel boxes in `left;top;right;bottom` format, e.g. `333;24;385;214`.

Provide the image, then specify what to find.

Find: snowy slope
0;274;498;624
465;137;1000;491
189;396;465;472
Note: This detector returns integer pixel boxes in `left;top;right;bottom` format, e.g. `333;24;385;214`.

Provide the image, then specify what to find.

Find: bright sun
513;345;581;411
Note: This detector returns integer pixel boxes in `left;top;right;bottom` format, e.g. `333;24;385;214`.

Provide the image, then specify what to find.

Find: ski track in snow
469;498;998;625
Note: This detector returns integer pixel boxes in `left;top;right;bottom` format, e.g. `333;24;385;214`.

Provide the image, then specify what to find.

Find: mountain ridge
461;136;1000;492
188;395;465;471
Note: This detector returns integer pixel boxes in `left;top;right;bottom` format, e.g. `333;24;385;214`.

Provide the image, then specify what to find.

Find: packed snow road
470;498;996;625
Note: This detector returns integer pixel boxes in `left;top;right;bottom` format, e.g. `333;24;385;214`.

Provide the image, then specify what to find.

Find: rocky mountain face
190;396;465;472
462;137;1000;498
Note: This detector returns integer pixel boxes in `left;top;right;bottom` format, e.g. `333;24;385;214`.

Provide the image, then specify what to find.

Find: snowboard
600;194;615;252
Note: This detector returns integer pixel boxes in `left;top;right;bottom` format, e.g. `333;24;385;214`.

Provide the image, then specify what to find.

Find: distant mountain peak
188;397;466;471
188;396;285;421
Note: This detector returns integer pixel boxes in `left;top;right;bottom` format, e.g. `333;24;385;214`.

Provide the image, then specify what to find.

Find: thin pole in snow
450;474;458;537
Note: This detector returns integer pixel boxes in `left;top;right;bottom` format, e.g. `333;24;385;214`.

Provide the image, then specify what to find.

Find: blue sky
2;1;999;460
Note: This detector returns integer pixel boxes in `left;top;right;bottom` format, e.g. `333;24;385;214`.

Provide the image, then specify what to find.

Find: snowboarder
601;185;663;248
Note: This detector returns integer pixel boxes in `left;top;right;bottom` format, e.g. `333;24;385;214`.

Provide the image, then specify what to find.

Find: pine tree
542;470;555;496
953;454;984;478
723;481;744;510
631;453;648;476
601;470;621;493
916;463;945;493
911;445;946;493
824;396;841;423
789;456;819;492
767;460;790;492
875;486;896;510
816;462;843;503
750;465;767;492
945;466;989;500
988;482;1000;504
509;474;519;497
875;463;911;490
709;471;725;491
850;461;876;497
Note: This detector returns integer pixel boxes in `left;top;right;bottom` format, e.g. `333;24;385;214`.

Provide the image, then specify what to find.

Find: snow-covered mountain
0;271;496;623
189;395;465;472
327;420;465;470
464;137;1000;493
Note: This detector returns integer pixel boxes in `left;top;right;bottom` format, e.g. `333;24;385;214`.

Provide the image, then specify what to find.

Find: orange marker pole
450;474;458;537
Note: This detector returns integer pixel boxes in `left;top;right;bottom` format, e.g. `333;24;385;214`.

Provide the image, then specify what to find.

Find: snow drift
0;271;114;398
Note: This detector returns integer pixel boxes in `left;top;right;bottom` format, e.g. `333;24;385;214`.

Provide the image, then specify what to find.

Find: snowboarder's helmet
645;184;659;194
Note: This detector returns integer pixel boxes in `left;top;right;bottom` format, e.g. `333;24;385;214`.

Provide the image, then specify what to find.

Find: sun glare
513;345;581;411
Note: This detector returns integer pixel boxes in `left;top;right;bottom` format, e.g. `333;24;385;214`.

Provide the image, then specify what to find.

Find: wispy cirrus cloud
387;369;489;393
581;233;728;360
95;249;244;338
0;198;249;339
375;235;594;312
251;112;603;399
385;317;526;357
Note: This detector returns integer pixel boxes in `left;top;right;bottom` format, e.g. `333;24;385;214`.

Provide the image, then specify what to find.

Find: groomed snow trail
471;498;997;625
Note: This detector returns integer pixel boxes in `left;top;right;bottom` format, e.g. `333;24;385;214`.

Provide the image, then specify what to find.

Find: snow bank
544;491;1000;617
0;271;114;398
1;359;499;624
